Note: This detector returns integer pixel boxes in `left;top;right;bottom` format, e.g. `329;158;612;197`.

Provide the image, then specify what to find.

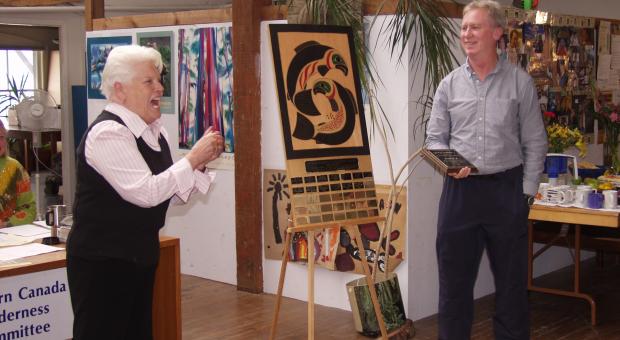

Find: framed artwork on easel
269;24;379;229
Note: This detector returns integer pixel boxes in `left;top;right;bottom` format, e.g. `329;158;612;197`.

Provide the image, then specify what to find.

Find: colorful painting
263;169;340;270
137;31;175;114
335;185;407;275
178;26;234;153
263;173;407;273
86;36;132;99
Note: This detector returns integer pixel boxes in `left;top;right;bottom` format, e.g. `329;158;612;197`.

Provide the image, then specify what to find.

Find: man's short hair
463;0;506;30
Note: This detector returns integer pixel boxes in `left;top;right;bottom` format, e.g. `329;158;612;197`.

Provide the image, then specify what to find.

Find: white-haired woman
66;45;223;340
0;120;35;227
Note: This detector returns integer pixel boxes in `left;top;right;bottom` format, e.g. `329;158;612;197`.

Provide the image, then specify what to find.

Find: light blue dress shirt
425;58;548;196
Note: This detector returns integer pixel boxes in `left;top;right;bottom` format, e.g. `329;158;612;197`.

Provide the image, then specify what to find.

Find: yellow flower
546;123;587;156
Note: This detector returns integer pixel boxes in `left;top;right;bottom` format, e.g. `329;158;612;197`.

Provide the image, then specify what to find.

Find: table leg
528;222;597;325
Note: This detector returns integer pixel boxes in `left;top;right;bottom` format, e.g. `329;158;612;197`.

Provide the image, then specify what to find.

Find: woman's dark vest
67;111;172;265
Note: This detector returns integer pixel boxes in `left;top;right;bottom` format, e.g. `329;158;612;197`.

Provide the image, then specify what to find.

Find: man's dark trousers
436;166;530;340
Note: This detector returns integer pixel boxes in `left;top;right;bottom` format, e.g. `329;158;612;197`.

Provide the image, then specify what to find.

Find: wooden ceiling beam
0;0;81;5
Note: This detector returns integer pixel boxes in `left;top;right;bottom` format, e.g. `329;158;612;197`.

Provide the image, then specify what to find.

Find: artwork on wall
262;172;407;274
503;14;597;142
335;185;407;275
86;36;132;99
263;169;291;258
137;31;175;114
262;169;342;270
178;26;234;154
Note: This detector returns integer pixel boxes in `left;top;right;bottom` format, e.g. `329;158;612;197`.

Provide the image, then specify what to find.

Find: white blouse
84;103;215;208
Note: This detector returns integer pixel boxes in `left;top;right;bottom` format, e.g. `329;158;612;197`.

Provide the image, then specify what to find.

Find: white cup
575;188;594;207
603;190;618;209
544;186;575;204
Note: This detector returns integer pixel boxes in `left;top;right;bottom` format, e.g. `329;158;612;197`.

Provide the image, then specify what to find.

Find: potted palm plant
0;75;29;126
280;0;460;337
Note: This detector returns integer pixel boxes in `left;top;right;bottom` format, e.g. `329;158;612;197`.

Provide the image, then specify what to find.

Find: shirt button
478;156;482;159
478;136;482;140
478;117;482;121
479;97;484;100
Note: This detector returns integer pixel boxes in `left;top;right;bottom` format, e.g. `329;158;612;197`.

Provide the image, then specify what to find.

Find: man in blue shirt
425;1;548;339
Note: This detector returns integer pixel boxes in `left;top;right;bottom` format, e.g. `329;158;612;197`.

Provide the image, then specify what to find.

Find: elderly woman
0;120;36;227
66;45;223;340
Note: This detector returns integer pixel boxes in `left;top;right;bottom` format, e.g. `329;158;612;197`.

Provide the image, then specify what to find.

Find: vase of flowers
544;122;587;181
595;102;620;173
545;122;587;156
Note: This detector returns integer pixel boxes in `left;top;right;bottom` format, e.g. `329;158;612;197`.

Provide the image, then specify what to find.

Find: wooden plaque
421;148;478;175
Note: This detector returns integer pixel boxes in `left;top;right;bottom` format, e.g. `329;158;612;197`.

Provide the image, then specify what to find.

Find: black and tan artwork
269;24;380;229
269;24;369;160
263;169;291;259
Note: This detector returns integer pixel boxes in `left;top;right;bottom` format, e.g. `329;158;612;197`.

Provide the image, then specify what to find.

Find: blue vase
544;156;568;179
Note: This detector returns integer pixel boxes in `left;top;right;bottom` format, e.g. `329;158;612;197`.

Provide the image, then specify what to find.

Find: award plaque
421;148;478;175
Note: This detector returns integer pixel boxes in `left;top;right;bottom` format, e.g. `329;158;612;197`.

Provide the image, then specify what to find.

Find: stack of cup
603;190;618;209
575;185;594;208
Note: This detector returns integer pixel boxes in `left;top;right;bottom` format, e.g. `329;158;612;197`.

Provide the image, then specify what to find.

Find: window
0;49;35;117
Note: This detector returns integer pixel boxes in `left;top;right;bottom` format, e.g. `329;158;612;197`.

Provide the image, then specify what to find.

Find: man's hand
185;128;225;170
449;166;471;179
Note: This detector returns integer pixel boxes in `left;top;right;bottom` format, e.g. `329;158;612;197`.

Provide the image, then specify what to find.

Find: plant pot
346;273;406;337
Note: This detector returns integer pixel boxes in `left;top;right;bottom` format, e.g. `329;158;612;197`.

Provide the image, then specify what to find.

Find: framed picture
137;31;175;114
86;36;132;99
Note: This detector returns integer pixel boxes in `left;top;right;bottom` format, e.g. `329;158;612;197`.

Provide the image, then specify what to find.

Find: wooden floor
181;258;620;339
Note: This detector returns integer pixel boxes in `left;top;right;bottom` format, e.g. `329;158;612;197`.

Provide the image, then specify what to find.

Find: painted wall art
263;171;406;273
177;26;234;153
335;185;407;275
137;31;175;114
263;169;291;259
86;36;132;99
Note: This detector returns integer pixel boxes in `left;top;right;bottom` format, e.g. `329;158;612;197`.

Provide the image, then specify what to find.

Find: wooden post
84;0;105;31
232;0;271;294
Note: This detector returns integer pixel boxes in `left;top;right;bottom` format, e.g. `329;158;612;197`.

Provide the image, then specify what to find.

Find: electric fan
14;90;61;131
13;90;62;221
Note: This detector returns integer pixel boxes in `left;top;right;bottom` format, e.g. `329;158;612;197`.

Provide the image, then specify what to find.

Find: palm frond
375;0;460;139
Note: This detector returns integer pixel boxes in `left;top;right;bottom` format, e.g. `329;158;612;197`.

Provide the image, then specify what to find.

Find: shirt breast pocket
448;97;477;122
488;98;517;129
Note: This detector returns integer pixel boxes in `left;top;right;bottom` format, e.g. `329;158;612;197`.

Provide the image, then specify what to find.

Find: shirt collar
104;102;162;139
464;57;504;80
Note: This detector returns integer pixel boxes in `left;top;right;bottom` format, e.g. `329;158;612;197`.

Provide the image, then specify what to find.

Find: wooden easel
269;218;389;340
